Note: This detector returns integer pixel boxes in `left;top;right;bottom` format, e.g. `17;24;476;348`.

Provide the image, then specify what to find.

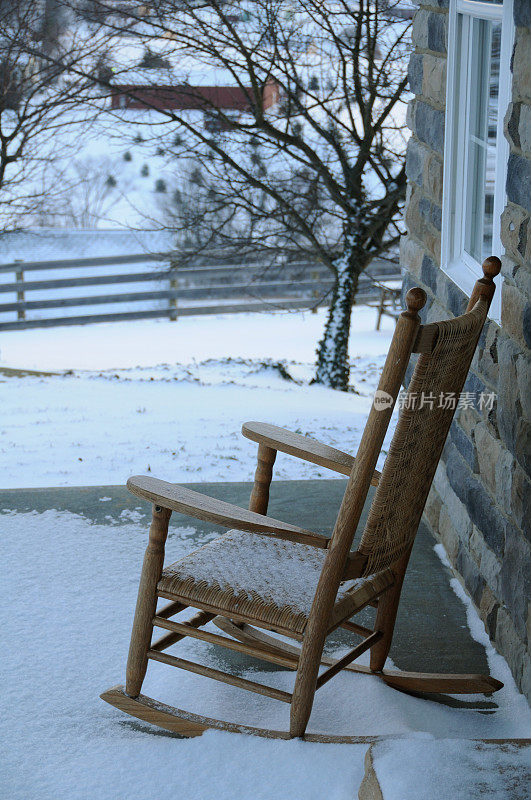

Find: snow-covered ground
2;308;529;800
0;308;394;488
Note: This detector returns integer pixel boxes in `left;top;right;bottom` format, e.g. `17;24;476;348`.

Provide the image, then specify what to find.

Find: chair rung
157;600;187;619
151;610;215;652
153;616;299;669
340;620;374;637
316;631;383;689
147;649;292;703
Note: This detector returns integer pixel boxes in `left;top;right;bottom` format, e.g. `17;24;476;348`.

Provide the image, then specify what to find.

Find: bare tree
0;1;113;228
103;0;410;389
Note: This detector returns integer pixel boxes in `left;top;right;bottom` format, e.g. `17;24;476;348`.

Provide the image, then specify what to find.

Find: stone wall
401;0;530;699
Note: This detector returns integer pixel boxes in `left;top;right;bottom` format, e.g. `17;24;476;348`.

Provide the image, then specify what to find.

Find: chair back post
289;288;426;738
334;287;426;562
465;256;501;313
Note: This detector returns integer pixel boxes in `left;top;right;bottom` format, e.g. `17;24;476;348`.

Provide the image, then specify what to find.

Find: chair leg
125;505;171;698
289;645;322;739
290;595;332;737
370;548;411;672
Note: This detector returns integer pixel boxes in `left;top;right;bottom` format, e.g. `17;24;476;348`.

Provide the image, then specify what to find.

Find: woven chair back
358;300;488;576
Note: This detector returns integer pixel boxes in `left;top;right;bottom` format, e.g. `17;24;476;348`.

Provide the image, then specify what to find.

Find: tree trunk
313;249;361;391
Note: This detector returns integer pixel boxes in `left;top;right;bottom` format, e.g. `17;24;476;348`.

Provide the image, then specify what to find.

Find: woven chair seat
158;530;395;635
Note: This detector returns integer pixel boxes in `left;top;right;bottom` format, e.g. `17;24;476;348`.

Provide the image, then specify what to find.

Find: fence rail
0;250;400;331
0;252;170;274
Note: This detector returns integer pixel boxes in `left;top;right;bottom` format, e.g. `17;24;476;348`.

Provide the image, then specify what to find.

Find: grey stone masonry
402;1;531;701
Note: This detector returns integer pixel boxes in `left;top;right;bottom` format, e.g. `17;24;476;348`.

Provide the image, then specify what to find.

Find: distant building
109;67;281;114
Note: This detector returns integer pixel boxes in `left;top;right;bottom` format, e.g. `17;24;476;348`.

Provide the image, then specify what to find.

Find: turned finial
405;287;427;317
466;256;502;312
482;256;501;281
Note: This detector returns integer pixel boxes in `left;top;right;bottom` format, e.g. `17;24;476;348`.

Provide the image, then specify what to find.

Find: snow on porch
0;489;529;800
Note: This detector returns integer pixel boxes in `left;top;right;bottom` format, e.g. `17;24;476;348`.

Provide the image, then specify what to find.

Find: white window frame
441;0;514;322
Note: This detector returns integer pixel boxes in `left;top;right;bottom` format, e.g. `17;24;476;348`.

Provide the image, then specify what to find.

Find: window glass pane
464;18;500;261
448;14;465;258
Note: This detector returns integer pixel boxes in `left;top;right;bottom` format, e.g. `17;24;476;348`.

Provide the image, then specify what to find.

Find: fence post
311;269;319;313
169;258;178;321
15;260;25;321
376;287;386;331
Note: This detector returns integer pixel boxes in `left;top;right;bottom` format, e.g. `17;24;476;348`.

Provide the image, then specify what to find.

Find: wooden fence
0;251;400;330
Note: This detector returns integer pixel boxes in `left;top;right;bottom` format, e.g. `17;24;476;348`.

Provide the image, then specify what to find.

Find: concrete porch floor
0;477;492;688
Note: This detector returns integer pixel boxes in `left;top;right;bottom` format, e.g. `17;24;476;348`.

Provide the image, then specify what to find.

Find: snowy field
1;307;530;799
0;307;394;488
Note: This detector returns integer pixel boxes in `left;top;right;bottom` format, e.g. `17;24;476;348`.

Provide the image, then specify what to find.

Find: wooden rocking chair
102;257;503;740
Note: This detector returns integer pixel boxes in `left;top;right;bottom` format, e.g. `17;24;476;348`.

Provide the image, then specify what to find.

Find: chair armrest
127;475;329;549
242;421;380;486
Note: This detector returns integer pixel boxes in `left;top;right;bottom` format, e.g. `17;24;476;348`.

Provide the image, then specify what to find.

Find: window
442;0;514;321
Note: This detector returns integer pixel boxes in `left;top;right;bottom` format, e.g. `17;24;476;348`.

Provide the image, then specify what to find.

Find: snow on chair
101;257;503;740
